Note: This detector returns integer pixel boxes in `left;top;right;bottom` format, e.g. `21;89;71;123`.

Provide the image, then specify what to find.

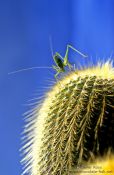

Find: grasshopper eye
53;54;60;61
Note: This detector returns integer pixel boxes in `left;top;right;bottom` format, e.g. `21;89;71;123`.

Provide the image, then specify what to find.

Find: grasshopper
52;44;87;78
8;44;87;78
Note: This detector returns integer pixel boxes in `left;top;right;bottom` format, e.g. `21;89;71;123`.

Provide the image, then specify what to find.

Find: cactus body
22;62;114;175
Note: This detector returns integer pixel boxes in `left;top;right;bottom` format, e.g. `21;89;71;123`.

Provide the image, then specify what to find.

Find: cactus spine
22;62;114;175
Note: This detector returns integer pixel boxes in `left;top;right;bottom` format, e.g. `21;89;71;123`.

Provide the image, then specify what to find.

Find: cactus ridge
22;62;114;175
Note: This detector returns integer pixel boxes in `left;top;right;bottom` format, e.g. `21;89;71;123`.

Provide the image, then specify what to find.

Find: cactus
22;61;114;175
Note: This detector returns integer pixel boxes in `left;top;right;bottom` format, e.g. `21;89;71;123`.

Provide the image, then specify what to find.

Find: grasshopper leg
52;65;63;78
63;45;73;69
66;44;87;58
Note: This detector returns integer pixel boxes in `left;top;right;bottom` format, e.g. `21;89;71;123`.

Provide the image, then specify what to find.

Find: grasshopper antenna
8;66;53;75
8;37;54;75
49;36;54;58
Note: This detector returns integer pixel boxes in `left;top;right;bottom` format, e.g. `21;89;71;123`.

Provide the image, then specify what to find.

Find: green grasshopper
52;45;87;78
8;45;87;78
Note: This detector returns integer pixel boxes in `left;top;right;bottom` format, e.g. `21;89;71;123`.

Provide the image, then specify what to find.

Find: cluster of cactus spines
22;61;114;175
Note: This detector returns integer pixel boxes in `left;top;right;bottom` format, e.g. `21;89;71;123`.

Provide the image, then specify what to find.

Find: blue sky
0;0;114;174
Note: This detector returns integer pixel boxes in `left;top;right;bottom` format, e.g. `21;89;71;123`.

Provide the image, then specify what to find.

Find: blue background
0;0;114;174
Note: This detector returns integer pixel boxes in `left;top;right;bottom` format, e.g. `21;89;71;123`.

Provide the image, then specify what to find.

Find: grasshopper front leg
52;65;63;78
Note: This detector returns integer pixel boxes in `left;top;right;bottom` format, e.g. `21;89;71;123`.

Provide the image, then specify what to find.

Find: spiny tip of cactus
71;60;114;78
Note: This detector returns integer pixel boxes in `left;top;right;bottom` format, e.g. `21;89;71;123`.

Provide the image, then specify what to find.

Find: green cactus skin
22;62;114;175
